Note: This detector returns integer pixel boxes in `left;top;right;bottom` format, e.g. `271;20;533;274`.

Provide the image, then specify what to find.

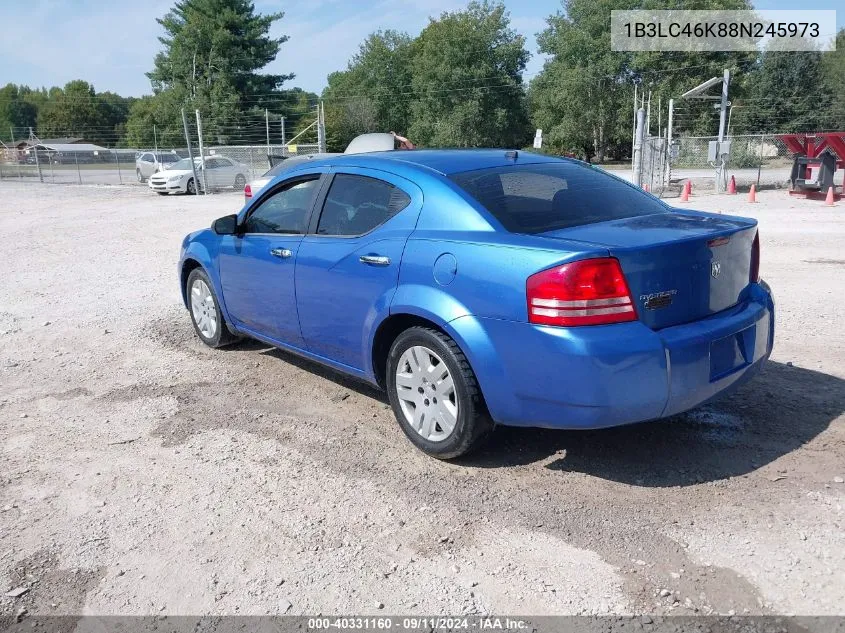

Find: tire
185;268;237;348
234;174;246;190
136;169;145;183
186;178;197;195
386;327;492;459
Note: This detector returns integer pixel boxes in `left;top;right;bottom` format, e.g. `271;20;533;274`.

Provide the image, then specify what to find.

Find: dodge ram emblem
711;261;721;278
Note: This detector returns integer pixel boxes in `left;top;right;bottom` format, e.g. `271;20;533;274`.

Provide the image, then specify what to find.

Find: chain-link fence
0;106;325;193
636;133;796;197
0;143;321;190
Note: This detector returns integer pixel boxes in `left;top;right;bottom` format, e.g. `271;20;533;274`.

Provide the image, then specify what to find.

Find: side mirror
212;214;238;235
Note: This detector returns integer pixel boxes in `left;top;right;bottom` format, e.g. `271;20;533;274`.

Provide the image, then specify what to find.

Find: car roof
299;149;565;176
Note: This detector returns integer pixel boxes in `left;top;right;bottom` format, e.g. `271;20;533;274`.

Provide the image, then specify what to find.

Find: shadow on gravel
247;342;388;402
462;362;844;486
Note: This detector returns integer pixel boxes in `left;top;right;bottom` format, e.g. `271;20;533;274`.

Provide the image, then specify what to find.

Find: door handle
359;255;391;266
270;247;292;259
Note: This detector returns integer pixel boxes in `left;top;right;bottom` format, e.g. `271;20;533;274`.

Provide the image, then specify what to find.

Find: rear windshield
449;162;668;234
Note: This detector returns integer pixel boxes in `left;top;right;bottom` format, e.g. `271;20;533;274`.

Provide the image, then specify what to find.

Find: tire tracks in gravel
115;314;836;614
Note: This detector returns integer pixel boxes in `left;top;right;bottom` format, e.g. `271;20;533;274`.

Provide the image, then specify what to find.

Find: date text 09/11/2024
307;617;529;630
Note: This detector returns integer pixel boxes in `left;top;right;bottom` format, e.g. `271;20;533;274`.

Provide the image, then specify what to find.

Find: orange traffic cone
748;184;758;203
679;181;691;202
825;186;836;206
727;175;737;195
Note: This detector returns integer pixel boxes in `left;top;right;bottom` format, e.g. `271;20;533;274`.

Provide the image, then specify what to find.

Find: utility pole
315;102;326;153
181;108;200;195
631;84;638;178
716;69;731;192
646;91;651;138
281;117;286;147
666;99;674;186
153;125;159;155
195;110;209;195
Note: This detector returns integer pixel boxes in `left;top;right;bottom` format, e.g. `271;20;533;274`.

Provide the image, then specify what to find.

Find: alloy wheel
394;345;458;442
190;279;218;339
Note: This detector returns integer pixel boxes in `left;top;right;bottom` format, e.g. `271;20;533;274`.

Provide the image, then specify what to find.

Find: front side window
450;162;668;234
316;174;411;236
243;177;321;235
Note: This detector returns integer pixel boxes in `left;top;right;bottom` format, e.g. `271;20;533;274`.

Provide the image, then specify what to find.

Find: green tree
530;0;634;161
0;84;38;141
145;0;293;134
530;0;756;160
408;1;529;148
322;30;413;151
819;29;845;131
740;45;834;133
37;81;121;145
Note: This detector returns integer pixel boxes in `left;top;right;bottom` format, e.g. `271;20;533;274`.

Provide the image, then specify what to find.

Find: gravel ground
0;182;843;619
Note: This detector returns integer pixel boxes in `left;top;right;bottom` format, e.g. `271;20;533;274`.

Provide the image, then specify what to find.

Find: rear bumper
452;281;774;429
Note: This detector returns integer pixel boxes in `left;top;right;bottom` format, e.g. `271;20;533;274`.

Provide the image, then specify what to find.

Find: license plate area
710;325;754;381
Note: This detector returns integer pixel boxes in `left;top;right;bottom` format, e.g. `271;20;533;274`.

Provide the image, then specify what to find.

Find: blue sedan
178;150;775;458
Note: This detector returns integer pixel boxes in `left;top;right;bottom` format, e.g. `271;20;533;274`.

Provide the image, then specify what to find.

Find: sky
0;0;841;98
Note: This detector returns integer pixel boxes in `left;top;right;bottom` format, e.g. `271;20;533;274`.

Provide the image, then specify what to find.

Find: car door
218;173;325;346
295;168;423;370
201;157;220;189
211;157;237;188
139;153;154;178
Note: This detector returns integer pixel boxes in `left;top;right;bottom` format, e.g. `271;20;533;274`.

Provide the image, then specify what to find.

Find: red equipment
781;132;845;201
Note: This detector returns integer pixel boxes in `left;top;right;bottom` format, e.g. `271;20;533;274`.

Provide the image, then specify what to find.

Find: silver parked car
135;151;180;182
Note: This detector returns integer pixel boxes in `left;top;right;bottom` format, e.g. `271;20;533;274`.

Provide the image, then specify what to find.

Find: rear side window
316;174;411;236
449;163;668;234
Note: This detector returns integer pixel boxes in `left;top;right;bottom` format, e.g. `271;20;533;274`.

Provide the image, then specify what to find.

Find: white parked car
149;156;248;195
135;151;180;182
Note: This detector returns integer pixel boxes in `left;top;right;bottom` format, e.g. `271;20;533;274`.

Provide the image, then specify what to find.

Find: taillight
750;231;760;283
244;184;252;199
527;258;637;327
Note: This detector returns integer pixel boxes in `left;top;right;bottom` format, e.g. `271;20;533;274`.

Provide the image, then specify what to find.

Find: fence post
181;108;200;195
29;128;43;184
265;109;271;160
632;108;645;187
75;151;82;184
195;110;209;195
114;150;123;185
757;134;764;188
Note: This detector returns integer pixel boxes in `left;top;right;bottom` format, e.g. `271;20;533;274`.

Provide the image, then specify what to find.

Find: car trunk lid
538;211;758;330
